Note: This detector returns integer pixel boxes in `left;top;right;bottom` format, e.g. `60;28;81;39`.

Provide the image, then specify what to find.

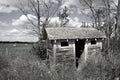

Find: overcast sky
0;0;117;42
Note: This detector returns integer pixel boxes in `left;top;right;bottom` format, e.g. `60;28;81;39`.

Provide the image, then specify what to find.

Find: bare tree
15;0;62;59
100;0;111;50
79;0;105;28
79;0;115;51
17;0;62;42
58;6;69;27
116;0;120;40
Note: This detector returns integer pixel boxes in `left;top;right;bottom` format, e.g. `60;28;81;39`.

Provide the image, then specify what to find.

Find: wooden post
67;39;68;42
6;48;8;55
53;40;57;66
76;39;79;41
84;39;88;61
73;40;76;68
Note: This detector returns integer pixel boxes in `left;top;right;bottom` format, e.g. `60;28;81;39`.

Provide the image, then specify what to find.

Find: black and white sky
0;0;118;42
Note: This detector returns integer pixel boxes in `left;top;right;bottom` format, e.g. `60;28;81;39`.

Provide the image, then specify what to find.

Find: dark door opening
75;39;85;68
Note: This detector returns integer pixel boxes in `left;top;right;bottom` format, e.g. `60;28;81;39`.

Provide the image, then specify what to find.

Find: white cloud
12;14;60;27
68;17;82;27
49;17;60;26
49;17;82;27
61;2;71;8
12;15;28;26
12;14;37;26
61;0;79;8
9;29;19;33
0;29;37;42
12;13;82;27
74;17;79;22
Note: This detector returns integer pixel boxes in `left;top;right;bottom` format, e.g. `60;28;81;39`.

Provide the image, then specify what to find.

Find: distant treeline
0;41;36;44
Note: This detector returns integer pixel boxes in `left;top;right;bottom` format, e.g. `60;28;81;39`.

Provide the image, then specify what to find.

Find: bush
32;42;47;60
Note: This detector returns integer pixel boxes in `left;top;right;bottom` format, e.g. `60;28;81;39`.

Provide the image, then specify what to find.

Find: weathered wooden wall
84;39;103;61
78;39;103;69
48;39;103;69
53;40;75;67
47;40;54;67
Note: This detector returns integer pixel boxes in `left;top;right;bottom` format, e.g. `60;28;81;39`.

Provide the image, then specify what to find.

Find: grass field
0;43;77;80
0;42;118;80
0;43;50;80
0;43;37;64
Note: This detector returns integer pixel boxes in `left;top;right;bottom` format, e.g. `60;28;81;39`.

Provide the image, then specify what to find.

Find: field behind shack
0;43;51;80
0;43;35;63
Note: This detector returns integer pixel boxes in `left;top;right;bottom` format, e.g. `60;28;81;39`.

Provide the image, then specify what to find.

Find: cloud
61;0;79;8
11;0;84;27
9;29;19;33
0;36;38;42
49;17;82;27
0;29;38;42
0;5;17;13
0;0;18;13
0;21;9;26
12;13;83;28
12;15;28;26
79;9;91;15
12;14;36;26
0;0;19;5
12;14;58;27
48;17;60;26
68;17;82;27
12;14;60;27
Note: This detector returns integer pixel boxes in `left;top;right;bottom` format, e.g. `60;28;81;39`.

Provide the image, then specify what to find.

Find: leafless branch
17;0;62;41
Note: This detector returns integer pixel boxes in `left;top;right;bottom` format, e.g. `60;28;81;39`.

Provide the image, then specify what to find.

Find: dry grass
0;43;49;80
0;43;77;80
0;41;120;80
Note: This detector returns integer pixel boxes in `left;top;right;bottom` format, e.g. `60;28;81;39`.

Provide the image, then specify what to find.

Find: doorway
75;39;85;68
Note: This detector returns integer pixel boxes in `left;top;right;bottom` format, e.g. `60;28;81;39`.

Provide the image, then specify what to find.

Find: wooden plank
47;49;53;53
56;47;73;52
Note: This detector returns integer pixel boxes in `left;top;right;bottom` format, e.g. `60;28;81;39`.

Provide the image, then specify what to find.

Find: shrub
32;42;47;60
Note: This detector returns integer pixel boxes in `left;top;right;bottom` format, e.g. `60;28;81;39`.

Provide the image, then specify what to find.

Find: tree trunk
117;0;120;39
106;0;111;51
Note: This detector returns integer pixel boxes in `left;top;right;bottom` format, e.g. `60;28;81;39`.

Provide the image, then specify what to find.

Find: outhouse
44;27;106;68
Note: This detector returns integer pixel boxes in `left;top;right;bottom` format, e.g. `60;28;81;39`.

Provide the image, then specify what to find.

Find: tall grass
0;41;120;80
0;43;77;80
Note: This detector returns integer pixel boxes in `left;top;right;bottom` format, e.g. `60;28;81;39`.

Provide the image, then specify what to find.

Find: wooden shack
44;27;106;68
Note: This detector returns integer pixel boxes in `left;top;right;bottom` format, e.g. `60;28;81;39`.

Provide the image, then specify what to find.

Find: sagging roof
45;27;106;40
